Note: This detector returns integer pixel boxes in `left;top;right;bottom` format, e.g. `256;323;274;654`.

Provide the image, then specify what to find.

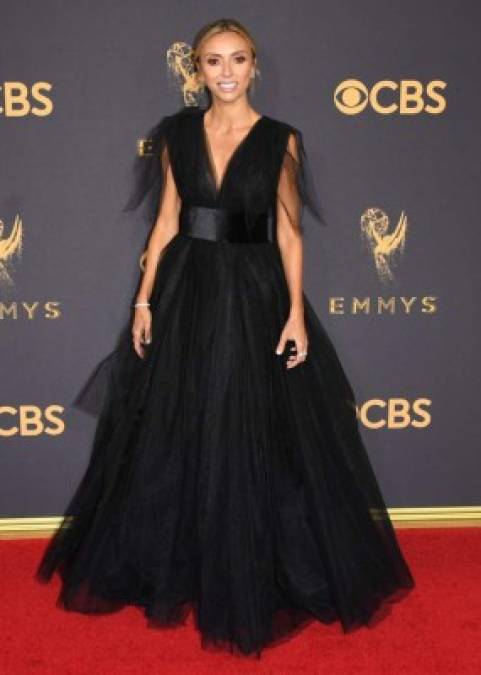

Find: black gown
35;105;415;658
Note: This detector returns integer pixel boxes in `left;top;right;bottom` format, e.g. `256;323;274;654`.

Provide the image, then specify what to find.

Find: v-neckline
200;109;264;197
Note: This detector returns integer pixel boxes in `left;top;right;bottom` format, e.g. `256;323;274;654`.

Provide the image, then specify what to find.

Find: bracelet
134;301;150;308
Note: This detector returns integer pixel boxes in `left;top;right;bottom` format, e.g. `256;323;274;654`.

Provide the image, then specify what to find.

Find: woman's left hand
275;311;309;369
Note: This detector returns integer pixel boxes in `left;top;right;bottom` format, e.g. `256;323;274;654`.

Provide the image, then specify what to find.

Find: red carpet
1;528;480;674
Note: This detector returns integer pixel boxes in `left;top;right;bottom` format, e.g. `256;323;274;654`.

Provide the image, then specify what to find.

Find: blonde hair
167;18;260;106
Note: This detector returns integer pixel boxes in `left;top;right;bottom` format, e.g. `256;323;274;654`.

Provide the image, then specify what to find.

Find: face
196;30;256;103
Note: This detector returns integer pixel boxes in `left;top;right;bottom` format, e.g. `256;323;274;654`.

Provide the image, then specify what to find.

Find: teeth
218;82;237;90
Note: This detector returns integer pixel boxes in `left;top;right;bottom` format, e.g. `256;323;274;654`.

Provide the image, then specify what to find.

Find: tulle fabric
122;105;327;236
36;234;414;656
69;106;326;418
35;105;415;658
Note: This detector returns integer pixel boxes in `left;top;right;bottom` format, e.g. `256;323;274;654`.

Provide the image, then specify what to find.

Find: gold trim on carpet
0;507;480;539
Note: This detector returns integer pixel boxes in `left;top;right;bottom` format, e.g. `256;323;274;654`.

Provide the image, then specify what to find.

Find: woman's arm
275;131;308;368
276;132;305;316
136;150;182;304
132;146;181;358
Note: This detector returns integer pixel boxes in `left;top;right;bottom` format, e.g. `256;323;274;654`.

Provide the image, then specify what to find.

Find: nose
221;60;233;77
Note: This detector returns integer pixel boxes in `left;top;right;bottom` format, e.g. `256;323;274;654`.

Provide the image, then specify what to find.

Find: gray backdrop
1;0;480;518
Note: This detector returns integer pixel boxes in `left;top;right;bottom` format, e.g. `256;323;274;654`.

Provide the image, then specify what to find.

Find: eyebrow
203;50;248;57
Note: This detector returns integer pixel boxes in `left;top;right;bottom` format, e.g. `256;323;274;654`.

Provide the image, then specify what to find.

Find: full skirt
36;232;415;657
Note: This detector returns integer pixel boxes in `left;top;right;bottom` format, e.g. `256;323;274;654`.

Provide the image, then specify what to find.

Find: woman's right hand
132;306;152;359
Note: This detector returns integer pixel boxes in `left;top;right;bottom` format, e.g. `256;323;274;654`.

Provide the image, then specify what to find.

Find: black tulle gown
36;105;415;657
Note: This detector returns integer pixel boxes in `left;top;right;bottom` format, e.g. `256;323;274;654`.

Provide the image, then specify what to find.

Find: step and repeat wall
1;1;479;518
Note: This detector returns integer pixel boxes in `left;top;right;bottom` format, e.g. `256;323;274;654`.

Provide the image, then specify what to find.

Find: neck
205;99;260;130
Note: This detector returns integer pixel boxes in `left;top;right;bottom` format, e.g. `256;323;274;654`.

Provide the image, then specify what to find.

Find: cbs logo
0;405;64;436
0;82;53;117
357;398;432;429
334;79;446;115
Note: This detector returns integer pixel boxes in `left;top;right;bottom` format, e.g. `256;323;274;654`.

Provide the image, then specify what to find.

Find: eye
234;55;246;63
206;57;219;66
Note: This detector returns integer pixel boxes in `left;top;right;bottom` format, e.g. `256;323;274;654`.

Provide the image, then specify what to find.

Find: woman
36;18;415;658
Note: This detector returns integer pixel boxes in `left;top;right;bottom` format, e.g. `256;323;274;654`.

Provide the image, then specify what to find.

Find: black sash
179;204;276;243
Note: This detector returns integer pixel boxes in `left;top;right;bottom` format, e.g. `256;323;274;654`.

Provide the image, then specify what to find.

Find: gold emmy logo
136;41;197;157
334;79;446;115
166;41;200;107
360;207;407;283
0;214;23;286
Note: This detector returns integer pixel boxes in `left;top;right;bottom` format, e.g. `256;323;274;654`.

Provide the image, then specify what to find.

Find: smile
217;81;238;91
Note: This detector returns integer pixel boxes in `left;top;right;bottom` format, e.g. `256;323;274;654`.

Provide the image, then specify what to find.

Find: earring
249;67;260;95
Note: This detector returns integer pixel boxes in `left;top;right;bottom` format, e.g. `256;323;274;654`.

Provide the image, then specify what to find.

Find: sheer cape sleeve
122;112;176;226
73;112;176;417
73;109;191;417
276;125;327;237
